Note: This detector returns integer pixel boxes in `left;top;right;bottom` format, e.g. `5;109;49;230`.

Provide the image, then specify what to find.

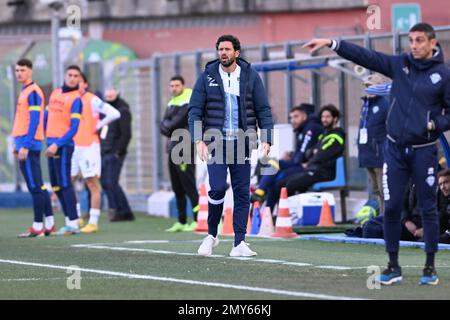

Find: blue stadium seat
311;157;348;222
312;157;346;190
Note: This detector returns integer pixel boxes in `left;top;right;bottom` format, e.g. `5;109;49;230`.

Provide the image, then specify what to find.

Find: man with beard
272;104;345;200
189;34;273;257
251;103;323;212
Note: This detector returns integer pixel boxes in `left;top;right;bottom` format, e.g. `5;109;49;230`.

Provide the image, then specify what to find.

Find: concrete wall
0;0;367;22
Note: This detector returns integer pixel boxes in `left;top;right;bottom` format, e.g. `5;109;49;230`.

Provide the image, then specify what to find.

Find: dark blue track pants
383;140;439;254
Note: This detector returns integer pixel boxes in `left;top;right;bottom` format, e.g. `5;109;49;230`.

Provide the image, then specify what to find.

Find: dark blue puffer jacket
358;95;389;168
188;58;274;145
336;41;450;146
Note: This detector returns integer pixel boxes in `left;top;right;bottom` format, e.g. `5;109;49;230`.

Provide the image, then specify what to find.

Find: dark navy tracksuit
335;40;450;255
189;58;273;246
358;95;389;213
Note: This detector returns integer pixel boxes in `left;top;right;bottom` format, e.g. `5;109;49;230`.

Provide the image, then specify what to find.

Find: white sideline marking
0;276;118;282
254;259;285;264
71;244;345;270
282;262;313;267
0;259;366;300
316;266;355;270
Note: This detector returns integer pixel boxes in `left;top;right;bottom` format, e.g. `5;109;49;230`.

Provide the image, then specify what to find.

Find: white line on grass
71;244;348;270
0;259;367;300
0;276;119;282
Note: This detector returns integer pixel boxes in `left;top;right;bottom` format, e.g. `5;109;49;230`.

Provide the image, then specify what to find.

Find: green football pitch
0;209;449;300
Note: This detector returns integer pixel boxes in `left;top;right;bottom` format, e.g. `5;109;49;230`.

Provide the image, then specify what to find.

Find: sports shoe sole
378;276;402;285
419;278;439;285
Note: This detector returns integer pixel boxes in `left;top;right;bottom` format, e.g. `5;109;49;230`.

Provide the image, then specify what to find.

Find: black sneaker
419;266;439;285
375;263;402;285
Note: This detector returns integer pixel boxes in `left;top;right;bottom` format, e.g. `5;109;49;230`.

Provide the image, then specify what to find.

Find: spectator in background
357;73;390;216
101;88;134;222
251;103;323;212
161;76;199;232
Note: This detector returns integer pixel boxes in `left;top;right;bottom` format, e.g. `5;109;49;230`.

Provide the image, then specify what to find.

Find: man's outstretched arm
302;38;397;79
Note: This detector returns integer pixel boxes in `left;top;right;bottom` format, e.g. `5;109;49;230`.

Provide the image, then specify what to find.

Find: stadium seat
311;157;348;222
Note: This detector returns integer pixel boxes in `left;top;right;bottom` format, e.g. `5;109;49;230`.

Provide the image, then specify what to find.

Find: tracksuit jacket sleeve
432;80;450;132
293;126;321;165
309;135;345;166
23;90;41;149
335;40;397;79
188;76;207;142
160;105;189;138
253;73;274;145
93;97;121;130
55;97;82;148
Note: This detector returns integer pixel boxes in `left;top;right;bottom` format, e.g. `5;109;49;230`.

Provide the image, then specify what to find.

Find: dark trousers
48;146;78;221
207;140;251;246
383;140;439;254
19;150;52;223
101;153;132;216
258;160;303;211
168;157;199;224
272;169;331;205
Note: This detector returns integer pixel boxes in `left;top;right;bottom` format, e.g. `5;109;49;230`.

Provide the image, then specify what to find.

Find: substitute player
71;73;120;233
13;59;55;238
46;65;83;235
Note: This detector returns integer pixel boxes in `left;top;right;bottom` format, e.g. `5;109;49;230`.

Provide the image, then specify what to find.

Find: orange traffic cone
258;207;275;237
246;213;252;234
272;188;298;238
220;207;234;236
195;184;209;232
317;200;336;227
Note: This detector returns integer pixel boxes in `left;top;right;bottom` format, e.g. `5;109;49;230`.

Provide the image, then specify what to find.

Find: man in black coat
161;76;199;232
101;88;134;222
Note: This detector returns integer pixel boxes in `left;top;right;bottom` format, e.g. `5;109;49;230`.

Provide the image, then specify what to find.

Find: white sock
45;216;54;229
32;222;43;231
65;217;70;226
76;203;81;218
68;219;79;229
88;208;101;225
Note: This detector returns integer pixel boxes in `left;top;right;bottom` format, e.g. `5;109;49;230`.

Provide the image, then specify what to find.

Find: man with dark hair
101;88;134;222
251;103;323;211
303;22;450;285
161;75;199;232
189;34;273;257
71;73;120;233
272;104;345;198
13;59;55;238
46;65;83;235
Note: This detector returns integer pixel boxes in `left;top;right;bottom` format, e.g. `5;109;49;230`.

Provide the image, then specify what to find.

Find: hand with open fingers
196;141;209;162
18;147;29;161
302;38;332;53
46;144;58;158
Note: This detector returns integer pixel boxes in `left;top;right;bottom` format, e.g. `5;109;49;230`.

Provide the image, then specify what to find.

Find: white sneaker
197;235;219;256
229;241;257;257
